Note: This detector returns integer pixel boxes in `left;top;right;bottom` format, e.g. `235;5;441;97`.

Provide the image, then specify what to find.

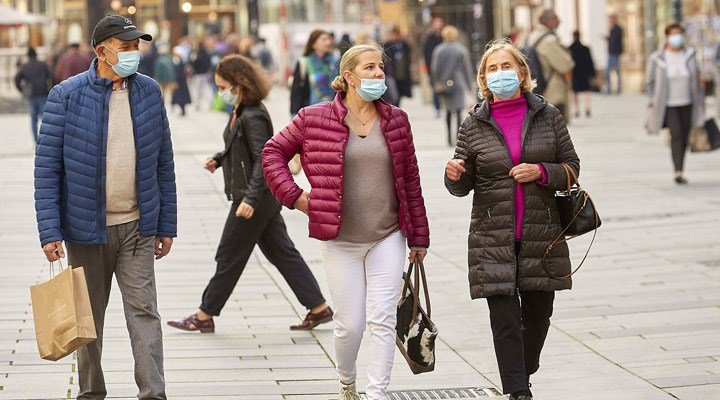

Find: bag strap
542;192;600;279
401;256;432;319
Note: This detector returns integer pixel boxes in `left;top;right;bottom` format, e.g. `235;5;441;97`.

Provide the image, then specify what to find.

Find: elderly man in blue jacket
34;16;175;400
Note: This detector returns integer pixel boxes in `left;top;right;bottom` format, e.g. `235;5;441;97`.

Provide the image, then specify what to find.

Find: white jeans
190;72;213;110
321;230;406;400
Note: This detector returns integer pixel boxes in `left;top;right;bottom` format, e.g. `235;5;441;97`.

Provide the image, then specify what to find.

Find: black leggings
665;105;692;172
446;109;462;146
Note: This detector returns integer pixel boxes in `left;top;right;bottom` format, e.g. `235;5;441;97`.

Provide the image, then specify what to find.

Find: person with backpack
524;9;574;119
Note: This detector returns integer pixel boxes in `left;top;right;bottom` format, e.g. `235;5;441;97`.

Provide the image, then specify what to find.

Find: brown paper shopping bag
30;263;97;361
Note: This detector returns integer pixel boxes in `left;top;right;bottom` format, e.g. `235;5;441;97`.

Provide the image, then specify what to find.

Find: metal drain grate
386;387;502;399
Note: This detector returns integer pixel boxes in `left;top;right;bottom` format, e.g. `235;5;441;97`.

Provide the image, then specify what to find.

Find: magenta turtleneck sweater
490;95;548;239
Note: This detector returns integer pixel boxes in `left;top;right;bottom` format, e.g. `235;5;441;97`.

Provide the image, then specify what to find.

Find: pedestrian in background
154;44;177;100
53;43;92;83
431;25;475;146
138;40;157;77
526;9;574;118
35;16;175;399
646;22;705;185
14;47;52;144
423;17;445;118
569;30;597;118
171;48;192;116
263;43;429;400
168;54;333;334
445;39;580;400
606;14;623;94
190;41;214;111
289;29;338;116
384;25;413;106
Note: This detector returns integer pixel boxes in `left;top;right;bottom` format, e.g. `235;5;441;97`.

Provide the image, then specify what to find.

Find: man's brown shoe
167;313;215;333
290;307;333;330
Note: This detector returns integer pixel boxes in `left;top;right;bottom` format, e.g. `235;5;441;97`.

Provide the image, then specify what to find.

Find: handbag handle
561;163;580;191
542;163;599;280
401;255;432;319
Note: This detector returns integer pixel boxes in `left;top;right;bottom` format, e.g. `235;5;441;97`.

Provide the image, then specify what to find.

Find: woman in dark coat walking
445;39;580;400
171;49;192;116
167;55;333;334
569;31;597;118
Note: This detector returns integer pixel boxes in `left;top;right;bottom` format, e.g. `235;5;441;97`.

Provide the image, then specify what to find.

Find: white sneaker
339;381;362;400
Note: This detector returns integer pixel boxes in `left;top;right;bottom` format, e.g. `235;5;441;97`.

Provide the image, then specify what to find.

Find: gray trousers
66;220;166;400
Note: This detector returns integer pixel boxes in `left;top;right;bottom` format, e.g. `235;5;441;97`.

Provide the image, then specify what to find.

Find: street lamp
181;1;192;13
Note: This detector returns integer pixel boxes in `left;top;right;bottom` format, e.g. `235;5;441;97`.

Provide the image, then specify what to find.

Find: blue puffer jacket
34;59;177;246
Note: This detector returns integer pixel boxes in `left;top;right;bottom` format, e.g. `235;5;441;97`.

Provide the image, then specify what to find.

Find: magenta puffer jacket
262;93;429;248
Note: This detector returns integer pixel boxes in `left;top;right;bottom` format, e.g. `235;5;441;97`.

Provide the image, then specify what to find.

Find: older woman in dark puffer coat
445;40;580;400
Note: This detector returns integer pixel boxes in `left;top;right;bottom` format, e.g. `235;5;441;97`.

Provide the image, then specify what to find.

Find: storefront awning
0;4;49;26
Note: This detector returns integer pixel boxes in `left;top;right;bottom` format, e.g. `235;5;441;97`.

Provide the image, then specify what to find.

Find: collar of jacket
86;58;136;93
471;92;547;122
652;46;696;66
330;91;393;124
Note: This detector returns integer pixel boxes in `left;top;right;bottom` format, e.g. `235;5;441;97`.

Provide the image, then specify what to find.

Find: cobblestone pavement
1;88;719;399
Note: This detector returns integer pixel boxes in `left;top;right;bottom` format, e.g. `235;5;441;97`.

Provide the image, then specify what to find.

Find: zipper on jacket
485;105;540;295
240;160;249;185
127;78;141;236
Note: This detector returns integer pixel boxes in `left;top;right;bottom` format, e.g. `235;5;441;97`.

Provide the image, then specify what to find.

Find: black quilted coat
445;93;580;299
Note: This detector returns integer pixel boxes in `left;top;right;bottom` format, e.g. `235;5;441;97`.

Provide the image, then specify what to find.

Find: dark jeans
486;241;555;394
29;96;47;143
665;105;692;172
200;201;326;316
606;54;621;94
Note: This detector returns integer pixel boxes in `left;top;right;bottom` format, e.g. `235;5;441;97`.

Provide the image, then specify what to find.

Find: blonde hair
476;39;536;99
441;26;459;42
330;43;384;92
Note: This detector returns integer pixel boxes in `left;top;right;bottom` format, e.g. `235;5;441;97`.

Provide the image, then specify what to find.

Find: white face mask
219;87;238;105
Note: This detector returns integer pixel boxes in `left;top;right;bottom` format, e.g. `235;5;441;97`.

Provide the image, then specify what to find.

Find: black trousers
665;105;693;172
486;241;555;394
200;201;326;316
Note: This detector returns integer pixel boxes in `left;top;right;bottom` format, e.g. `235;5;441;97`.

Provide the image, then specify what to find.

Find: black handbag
433;79;454;95
395;256;438;374
542;163;601;280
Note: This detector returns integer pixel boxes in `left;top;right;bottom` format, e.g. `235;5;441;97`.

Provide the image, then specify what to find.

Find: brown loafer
290;307;334;330
167;313;215;333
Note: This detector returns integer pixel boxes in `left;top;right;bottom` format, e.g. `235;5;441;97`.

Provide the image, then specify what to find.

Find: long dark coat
171;59;191;106
569;41;596;92
445;93;580;299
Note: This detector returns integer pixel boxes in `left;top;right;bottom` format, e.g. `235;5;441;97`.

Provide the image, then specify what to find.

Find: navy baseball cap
91;15;152;47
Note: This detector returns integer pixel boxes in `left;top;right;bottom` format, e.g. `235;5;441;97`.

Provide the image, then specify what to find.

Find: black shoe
509;390;533;400
674;174;688;185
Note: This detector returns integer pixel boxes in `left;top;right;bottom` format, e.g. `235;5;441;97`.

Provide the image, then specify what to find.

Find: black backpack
521;32;554;95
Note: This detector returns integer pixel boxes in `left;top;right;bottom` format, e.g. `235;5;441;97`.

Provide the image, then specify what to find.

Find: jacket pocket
471;203;497;233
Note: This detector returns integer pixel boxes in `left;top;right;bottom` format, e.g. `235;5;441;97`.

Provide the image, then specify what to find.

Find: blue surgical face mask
668;33;686;48
351;73;387;102
486;69;521;99
103;46;140;77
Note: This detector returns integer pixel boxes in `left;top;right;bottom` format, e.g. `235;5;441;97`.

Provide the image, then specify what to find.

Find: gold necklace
346;106;375;126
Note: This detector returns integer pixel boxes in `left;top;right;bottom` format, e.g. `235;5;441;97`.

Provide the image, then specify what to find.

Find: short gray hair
538;9;557;26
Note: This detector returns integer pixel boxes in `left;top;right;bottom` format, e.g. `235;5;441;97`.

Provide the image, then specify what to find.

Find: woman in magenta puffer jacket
262;43;429;400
